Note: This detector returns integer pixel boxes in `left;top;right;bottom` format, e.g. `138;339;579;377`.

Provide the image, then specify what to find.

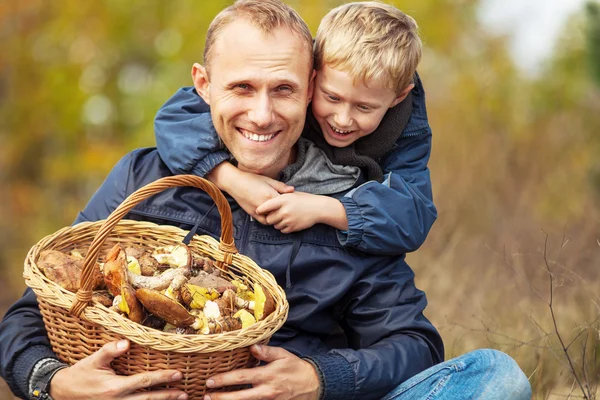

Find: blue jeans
381;349;532;399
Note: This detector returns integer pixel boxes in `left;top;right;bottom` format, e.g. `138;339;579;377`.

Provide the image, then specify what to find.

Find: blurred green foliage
1;0;599;397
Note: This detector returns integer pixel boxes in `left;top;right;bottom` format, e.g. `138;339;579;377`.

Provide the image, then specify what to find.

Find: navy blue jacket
155;74;436;255
0;148;443;400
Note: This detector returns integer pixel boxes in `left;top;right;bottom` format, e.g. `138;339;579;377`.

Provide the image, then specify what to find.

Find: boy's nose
333;110;353;128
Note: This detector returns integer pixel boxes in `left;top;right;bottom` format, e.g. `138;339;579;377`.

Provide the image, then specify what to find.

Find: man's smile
237;127;280;142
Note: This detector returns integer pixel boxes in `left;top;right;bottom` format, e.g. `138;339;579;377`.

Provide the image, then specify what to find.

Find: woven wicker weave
23;175;289;399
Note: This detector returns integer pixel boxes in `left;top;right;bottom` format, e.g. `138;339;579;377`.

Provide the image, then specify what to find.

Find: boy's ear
390;83;415;108
307;69;316;106
191;63;211;105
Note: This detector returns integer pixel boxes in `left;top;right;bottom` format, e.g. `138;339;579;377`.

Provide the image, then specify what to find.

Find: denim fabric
381;349;531;400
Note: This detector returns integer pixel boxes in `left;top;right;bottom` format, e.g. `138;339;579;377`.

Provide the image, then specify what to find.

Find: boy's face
312;65;411;147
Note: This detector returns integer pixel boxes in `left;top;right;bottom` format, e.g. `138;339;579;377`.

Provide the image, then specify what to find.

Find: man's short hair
203;0;314;73
314;1;422;94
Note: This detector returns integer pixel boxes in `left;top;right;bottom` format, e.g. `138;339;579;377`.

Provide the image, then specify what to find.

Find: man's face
311;65;409;147
194;19;314;178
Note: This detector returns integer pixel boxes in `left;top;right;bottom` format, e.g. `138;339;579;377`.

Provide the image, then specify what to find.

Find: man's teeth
329;124;352;134
241;131;276;142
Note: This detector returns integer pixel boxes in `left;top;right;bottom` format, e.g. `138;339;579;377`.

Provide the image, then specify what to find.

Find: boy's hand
207;163;294;223
256;192;322;233
203;344;320;400
257;192;349;233
49;340;187;400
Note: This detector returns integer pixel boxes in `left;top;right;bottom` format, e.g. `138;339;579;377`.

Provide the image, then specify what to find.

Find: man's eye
358;105;371;111
327;95;340;102
235;84;250;90
276;85;293;92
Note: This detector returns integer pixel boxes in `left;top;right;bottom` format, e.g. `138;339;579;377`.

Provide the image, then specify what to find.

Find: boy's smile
311;65;408;147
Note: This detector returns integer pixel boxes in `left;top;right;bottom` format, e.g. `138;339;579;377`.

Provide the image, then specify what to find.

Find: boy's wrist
319;197;348;231
206;162;237;192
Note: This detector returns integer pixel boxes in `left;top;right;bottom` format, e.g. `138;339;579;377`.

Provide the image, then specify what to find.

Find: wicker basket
23;175;288;399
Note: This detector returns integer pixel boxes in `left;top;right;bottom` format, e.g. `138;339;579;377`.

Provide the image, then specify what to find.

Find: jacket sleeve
304;258;444;400
337;73;436;255
0;154;132;399
154;87;231;177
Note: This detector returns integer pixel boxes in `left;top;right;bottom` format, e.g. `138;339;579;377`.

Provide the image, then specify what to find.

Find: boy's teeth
330;124;352;134
241;130;276;142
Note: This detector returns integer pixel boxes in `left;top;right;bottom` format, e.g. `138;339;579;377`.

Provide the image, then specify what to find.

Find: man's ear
390;83;415;108
307;70;316;106
191;63;211;105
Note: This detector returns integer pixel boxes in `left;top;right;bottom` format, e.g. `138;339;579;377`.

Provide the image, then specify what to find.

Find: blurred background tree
1;0;599;398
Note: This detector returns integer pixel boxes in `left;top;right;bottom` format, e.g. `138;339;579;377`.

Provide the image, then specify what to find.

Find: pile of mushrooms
37;243;275;334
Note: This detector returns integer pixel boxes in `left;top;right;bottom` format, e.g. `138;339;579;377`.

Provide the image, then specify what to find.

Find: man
0;1;531;399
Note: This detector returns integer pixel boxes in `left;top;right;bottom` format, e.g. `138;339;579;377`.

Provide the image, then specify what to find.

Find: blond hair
204;0;313;72
314;2;422;94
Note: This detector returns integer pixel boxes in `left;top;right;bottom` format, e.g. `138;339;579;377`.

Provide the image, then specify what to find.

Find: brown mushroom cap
103;244;128;296
188;271;236;293
124;245;147;260
135;288;195;327
91;290;114;307
38;250;103;292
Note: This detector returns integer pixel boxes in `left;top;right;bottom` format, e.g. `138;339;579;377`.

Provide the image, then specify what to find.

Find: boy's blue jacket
155;74;437;255
0;148;444;400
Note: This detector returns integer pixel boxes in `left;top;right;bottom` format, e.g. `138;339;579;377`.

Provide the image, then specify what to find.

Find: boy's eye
327;94;340;102
358;104;371;111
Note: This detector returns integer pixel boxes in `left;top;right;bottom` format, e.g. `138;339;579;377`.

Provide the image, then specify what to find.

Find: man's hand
203;344;320;400
207;162;294;224
256;192;349;233
49;340;188;400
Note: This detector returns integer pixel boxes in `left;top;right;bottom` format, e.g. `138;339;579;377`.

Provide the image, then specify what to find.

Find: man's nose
248;93;274;128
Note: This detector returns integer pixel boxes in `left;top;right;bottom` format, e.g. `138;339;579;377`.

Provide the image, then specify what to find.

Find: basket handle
70;175;238;317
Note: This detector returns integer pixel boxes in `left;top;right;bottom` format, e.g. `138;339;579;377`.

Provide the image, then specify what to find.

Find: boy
155;2;435;255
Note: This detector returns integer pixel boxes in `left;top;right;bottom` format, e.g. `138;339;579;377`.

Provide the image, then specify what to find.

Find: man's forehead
210;18;310;66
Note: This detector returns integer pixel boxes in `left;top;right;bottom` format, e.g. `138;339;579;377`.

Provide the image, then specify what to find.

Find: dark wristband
30;360;68;400
302;357;325;400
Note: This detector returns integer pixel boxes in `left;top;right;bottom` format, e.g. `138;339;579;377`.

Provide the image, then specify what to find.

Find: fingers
126;389;188;400
252;214;268;225
123;370;185;393
204;386;272;400
256;198;282;215
250;344;289;363
90;339;130;369
206;366;266;389
267;180;294;194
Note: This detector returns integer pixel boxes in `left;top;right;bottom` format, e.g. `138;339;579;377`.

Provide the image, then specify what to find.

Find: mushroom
152;244;191;268
103;244;129;296
38;250;103;293
207;316;242;334
91;290;114;307
213;289;236;316
188;271;236;293
139;253;160;276
233;309;256;329
253;284;275;321
124;245;147;260
127;266;190;291
180;283;219;309
120;283;144;324
135;288;195;327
